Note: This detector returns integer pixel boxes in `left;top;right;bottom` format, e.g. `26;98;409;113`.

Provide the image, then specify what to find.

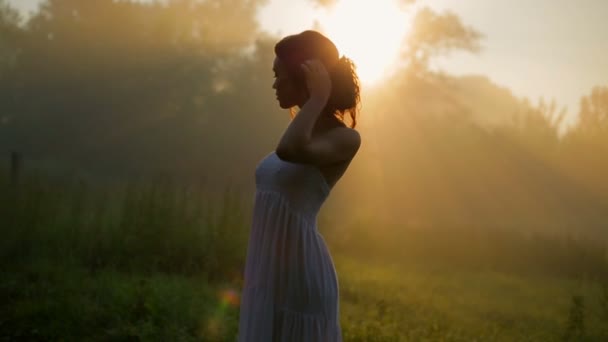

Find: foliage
0;171;607;340
402;6;483;74
1;1;608;339
0;172;250;280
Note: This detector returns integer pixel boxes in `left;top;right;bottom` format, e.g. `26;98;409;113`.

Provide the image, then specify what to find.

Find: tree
0;0;21;77
561;86;608;200
572;86;608;141
0;0;277;183
401;6;482;75
0;0;23;153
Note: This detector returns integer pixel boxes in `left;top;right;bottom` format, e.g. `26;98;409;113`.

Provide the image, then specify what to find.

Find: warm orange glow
316;0;410;85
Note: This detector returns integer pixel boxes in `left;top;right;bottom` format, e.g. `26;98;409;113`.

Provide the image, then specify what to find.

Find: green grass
1;172;607;341
0;260;240;341
335;255;608;341
2;256;606;341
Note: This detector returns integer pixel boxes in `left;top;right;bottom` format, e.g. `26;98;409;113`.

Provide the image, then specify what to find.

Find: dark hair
274;30;361;128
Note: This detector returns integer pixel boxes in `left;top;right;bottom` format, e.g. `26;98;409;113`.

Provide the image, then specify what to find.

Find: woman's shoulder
326;125;360;155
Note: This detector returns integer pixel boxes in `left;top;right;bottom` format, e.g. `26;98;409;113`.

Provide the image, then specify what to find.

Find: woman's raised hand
301;59;332;104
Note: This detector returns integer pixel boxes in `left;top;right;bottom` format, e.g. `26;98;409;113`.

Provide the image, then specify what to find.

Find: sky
9;0;608;127
257;0;608;128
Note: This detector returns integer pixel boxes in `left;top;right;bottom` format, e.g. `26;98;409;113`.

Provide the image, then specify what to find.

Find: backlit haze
11;0;608;127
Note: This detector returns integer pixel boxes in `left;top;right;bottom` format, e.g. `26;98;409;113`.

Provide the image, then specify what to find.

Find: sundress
237;151;342;341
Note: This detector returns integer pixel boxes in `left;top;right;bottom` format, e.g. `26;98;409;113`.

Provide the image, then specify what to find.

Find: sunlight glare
317;0;410;85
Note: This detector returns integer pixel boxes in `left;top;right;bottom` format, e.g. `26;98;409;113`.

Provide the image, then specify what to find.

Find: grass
2;255;605;341
1;260;240;341
1;171;607;341
334;255;607;341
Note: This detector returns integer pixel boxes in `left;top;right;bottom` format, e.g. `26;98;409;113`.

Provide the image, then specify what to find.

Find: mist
1;0;607;340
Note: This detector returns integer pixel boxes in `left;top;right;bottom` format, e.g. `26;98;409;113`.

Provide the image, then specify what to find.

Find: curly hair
274;30;361;128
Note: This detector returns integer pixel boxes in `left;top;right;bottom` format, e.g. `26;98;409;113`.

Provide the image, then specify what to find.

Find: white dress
237;151;342;341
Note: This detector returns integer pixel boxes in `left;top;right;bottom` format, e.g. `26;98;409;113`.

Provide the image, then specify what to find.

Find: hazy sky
10;0;608;127
258;0;608;127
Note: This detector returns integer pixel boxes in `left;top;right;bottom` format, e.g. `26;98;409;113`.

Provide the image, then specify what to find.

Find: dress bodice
254;151;331;219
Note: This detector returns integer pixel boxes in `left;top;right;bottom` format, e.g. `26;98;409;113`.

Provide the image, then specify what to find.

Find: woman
237;30;361;342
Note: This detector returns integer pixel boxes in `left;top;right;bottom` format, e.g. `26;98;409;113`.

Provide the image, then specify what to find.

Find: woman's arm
275;60;360;165
276;123;360;166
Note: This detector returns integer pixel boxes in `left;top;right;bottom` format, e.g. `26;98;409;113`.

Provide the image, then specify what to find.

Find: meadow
2;172;607;341
2;0;608;340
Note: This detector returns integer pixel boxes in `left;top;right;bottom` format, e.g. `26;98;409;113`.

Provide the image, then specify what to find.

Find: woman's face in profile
272;57;305;109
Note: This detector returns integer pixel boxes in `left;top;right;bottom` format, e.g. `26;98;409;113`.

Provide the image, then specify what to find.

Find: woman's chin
277;100;292;109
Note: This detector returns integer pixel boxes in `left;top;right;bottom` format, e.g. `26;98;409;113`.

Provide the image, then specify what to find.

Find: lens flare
219;287;240;309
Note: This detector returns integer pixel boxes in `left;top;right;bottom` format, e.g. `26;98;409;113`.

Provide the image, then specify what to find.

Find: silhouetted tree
401;6;482;76
1;0;607;241
0;0;21;75
1;0;275;185
561;86;608;201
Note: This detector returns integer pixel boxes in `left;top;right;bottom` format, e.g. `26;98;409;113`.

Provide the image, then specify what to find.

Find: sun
316;0;410;85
